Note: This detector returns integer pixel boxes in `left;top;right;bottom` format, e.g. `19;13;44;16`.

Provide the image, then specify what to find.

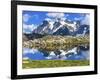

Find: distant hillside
23;35;89;51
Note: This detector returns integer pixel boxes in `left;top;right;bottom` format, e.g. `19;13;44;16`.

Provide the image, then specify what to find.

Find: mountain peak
32;17;85;36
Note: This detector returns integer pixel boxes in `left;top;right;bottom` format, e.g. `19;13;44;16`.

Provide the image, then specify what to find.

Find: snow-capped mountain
23;17;90;38
74;24;89;36
33;18;80;35
53;26;71;35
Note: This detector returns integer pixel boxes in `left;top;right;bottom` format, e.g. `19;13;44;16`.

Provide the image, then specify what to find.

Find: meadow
22;60;89;68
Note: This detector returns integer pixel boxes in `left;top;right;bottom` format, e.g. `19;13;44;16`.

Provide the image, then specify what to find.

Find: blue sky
23;11;87;25
22;11;89;33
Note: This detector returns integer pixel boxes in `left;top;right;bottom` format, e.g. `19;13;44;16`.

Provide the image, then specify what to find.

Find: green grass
22;60;89;69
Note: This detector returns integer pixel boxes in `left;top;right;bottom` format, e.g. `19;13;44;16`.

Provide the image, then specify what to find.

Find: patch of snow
66;47;78;55
52;25;63;33
49;21;55;30
60;50;67;56
49;51;56;56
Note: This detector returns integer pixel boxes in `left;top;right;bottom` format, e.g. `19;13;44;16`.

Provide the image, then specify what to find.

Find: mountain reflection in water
23;44;89;60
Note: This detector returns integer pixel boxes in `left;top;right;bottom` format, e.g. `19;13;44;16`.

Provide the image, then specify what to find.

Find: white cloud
81;14;90;25
23;14;31;23
74;17;82;21
61;17;66;21
44;18;52;22
45;56;52;60
23;24;37;34
46;12;65;18
23;48;38;55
